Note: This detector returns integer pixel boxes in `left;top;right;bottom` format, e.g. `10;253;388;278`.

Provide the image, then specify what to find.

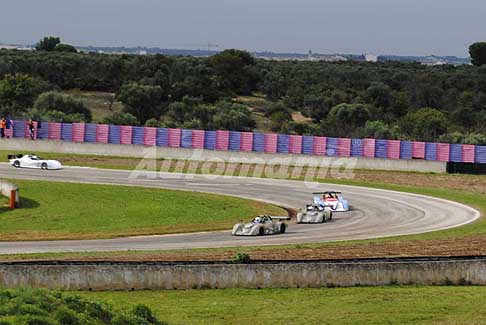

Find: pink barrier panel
5;125;13;138
462;144;475;163
289;135;303;154
168;128;181;147
240;132;253;152
216;130;229;151
144;127;156;146
48;122;61;140
337;138;351;157
120;125;133;145
192;130;205;149
436;143;450;162
387;140;401;159
313;136;326;156
362;139;375;158
96;124;109;143
412;141;425;159
72;123;85;143
264;133;278;153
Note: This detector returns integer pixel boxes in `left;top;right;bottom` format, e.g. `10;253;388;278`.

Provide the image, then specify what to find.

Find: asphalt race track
0;163;480;254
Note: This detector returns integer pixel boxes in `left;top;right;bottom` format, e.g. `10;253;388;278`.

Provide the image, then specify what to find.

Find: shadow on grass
0;197;40;213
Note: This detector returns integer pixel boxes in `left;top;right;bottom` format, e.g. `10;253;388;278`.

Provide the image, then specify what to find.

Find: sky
1;0;485;57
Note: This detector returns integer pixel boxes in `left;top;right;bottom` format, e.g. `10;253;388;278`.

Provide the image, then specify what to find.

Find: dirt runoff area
2;236;486;263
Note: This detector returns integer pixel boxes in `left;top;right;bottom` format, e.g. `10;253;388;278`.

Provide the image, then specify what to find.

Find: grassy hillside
64;90;124;123
64;90;310;133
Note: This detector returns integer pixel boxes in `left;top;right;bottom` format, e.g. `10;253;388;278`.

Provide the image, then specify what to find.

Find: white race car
313;191;350;212
8;154;63;170
296;203;332;224
232;215;290;236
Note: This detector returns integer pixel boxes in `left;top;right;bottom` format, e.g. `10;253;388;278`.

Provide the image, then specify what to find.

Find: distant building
365;54;378;62
0;44;33;51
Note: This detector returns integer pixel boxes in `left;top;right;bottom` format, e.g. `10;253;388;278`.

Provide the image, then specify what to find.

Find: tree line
1;37;486;144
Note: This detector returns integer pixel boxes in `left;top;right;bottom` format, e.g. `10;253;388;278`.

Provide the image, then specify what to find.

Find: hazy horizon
1;0;485;57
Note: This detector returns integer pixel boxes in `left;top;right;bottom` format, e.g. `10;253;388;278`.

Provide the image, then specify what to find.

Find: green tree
209;49;259;95
116;83;164;123
0;74;53;117
35;36;61;51
362;120;402;140
33;91;91;122
322;103;371;137
400;108;448;141
54;43;78;53
366;82;393;109
212;102;255;131
469;42;486;66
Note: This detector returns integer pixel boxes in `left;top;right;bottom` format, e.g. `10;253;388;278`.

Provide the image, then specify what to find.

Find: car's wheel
258;227;265;236
13;160;20;168
280;223;286;234
41;162;48;170
317;212;324;223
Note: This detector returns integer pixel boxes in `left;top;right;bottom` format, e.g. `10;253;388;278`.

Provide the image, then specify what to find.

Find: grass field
76;286;486;324
64;90;124;123
0;179;284;241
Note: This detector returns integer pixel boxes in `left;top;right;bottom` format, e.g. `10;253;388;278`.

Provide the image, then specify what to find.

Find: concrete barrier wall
1;138;447;172
1;258;484;290
0;180;19;204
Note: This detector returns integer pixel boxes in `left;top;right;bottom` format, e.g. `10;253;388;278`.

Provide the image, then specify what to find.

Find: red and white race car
313;191;350;212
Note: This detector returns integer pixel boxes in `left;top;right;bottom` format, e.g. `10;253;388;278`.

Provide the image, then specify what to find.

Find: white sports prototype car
296;203;332;224
8;154;62;170
232;215;290;236
313;191;350;212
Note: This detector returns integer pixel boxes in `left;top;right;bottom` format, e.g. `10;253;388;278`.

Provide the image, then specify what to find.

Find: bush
0;289;163;325
102;112;139;126
232;252;251;264
33;91;91;122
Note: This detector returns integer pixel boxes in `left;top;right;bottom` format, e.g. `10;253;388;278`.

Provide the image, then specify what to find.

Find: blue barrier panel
204;130;216;150
449;144;463;162
326;137;338;157
108;125;121;144
475;145;486;164
132;126;145;145
36;121;49;140
425;142;437;161
84;123;97;143
13;120;25;138
253;133;265;152
277;134;289;153
156;128;169;147
181;129;193;148
351;139;363;157
375;139;388;158
61;123;72;142
400;141;413;160
229;131;241;151
302;136;314;154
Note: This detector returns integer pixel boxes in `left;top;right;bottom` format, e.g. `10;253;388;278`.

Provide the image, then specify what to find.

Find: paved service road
0;164;480;254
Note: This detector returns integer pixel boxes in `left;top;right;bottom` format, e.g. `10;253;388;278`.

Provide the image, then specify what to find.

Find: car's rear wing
270;216;291;220
7;154;23;160
313;191;342;195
